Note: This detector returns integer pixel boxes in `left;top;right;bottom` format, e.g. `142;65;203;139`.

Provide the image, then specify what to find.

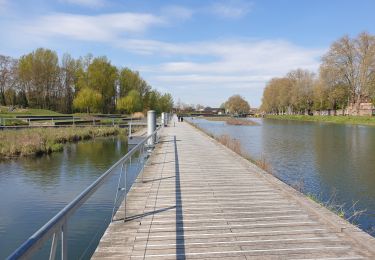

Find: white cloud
117;39;322;74
25;12;165;42
59;0;107;8
161;5;193;20
120;38;323;106
211;0;253;19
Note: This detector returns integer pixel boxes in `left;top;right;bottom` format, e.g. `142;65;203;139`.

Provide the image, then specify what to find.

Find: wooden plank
93;120;375;259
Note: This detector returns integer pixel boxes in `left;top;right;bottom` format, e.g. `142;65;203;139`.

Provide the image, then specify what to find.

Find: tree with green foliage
16;90;28;108
158;93;174;112
73;87;102;113
116;89;142;114
143;90;161;113
118;68;151;98
18;48;60;109
86;56;118;113
0;48;174;115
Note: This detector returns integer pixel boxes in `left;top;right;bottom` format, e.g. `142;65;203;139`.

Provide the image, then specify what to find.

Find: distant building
313;103;375;116
347;103;375;116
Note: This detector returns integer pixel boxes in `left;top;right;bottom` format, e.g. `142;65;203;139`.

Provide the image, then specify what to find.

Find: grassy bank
266;114;375;126
0;106;63;117
202;116;258;126
0;127;126;158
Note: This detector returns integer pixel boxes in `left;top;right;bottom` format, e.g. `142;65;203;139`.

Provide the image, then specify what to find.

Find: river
0;136;142;259
189;117;375;236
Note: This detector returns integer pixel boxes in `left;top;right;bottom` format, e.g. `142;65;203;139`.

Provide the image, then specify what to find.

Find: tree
16;90;28;108
118;68;151;98
73;87;102;113
4;88;17;106
225;95;250;115
321;32;375;111
59;53;79;113
0;48;174;115
143;90;161;113
18;48;60;109
158;93;173;112
116;90;142;114
0;55;17;106
86;56;117;113
287;69;315;114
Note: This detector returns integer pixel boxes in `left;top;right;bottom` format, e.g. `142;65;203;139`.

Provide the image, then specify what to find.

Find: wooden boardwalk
93;121;375;259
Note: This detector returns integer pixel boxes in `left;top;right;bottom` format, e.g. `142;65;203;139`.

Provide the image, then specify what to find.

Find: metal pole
124;162;127;222
141;144;145;183
161;112;165;127
61;222;68;260
147;110;156;146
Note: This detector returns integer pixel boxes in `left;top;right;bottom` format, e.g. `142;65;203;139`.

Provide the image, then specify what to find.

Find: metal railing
7;127;161;260
0;117;147;129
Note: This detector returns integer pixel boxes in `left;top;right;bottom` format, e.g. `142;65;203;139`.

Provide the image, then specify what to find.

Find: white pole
147;110;156;146
161;112;166;127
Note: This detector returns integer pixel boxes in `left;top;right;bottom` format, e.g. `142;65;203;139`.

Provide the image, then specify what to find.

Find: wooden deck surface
93;120;375;259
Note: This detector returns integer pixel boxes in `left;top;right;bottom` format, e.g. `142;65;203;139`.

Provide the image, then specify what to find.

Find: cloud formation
211;0;252;19
59;0;108;8
26;12;165;42
119;38;323;106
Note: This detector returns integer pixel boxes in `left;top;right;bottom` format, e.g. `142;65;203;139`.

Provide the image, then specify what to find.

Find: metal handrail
7;127;161;260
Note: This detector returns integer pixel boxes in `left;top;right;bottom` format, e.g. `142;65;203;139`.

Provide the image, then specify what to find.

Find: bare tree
225;95;250;115
0;55;17;106
321;32;375;111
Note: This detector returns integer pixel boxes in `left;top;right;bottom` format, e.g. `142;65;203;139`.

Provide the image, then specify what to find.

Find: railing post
147;110;156;146
161;112;166;127
141;144;145;183
49;231;58;260
61;221;68;260
124;162;127;222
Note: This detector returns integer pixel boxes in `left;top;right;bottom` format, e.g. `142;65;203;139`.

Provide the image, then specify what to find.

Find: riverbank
266;114;375;126
0;127;126;158
199;116;258;125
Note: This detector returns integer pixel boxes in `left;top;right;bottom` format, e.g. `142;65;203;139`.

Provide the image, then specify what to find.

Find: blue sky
0;0;374;107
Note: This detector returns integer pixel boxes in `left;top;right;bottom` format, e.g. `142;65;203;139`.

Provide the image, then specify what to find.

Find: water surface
0;136;141;259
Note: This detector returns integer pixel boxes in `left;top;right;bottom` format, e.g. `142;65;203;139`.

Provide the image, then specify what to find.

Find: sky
0;0;374;107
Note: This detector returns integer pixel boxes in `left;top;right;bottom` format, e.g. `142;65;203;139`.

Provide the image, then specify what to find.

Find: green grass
0;106;64;117
0;127;126;158
266;114;375;126
307;193;346;218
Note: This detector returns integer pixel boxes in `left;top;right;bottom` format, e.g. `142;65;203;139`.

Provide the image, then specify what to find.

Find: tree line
0;48;173;114
261;32;375;115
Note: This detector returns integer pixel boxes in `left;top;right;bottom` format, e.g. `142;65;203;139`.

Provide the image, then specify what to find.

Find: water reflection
0;136;136;259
